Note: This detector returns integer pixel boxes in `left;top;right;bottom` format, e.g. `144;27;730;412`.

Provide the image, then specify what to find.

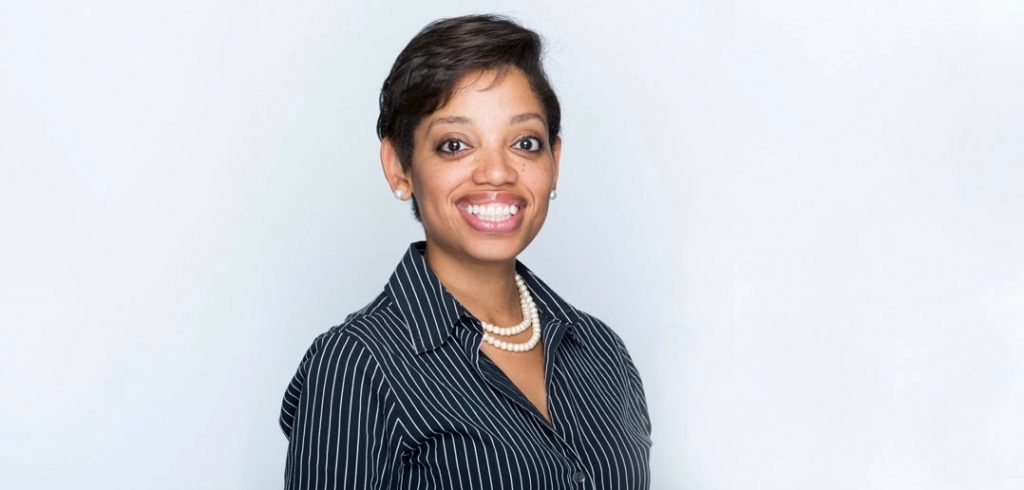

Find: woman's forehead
425;68;546;129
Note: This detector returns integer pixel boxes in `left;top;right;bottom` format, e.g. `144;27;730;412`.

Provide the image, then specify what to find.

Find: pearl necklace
480;274;541;352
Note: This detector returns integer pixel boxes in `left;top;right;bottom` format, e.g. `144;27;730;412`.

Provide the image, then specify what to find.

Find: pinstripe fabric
280;241;652;489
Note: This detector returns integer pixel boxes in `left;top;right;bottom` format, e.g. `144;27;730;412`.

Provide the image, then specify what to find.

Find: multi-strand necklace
479;274;541;352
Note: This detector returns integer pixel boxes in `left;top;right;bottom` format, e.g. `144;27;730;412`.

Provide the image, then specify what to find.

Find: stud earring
394;189;405;200
549;189;557;201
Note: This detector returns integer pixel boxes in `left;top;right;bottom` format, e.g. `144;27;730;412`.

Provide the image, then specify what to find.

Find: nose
472;146;517;186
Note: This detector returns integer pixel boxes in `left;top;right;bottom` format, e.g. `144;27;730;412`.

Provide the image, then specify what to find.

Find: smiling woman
384;67;558;266
280;14;652;489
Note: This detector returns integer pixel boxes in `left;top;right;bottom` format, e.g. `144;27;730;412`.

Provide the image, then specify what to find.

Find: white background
2;1;1022;489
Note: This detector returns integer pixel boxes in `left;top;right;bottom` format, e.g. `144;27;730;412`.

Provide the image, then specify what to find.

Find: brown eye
437;138;469;155
515;136;543;152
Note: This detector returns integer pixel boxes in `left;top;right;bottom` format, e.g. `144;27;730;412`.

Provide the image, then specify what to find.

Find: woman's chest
382;343;651;489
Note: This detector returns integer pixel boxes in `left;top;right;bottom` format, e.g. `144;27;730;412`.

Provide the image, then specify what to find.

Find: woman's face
384;67;560;266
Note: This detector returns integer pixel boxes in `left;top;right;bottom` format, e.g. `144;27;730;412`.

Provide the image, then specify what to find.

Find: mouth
456;191;527;234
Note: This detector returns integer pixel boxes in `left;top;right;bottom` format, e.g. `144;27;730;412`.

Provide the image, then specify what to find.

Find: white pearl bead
479;274;543;353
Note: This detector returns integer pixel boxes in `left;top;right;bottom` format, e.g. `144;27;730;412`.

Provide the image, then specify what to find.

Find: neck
423;240;522;326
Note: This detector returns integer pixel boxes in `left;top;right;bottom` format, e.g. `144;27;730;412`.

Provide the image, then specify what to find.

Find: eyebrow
510;112;547;126
425;112;548;132
426;115;472;132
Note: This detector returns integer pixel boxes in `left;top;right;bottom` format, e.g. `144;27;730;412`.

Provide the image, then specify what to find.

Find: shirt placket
463;316;593;488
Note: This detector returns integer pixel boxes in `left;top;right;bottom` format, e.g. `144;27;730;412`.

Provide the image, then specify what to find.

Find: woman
280;14;652;489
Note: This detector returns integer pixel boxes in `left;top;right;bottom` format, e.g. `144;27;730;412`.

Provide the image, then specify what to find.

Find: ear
380;137;412;200
550;136;562;190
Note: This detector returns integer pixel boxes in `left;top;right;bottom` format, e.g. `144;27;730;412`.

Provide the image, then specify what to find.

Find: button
572;470;587;484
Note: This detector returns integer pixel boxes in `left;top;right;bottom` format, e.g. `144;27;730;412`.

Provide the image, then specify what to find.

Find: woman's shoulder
282;297;396;386
279;294;405;438
570;308;635;355
571;308;652;434
310;291;408;350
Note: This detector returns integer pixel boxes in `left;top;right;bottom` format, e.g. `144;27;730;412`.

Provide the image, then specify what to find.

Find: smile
456;192;526;233
466;203;519;221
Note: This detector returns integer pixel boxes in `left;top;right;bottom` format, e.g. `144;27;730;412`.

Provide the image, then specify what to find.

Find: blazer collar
385;241;584;355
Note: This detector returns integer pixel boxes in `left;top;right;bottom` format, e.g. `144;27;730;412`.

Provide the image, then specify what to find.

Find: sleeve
610;328;654;446
282;332;405;489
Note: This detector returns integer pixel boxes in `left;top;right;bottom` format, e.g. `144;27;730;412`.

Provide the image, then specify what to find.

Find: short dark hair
376;14;562;221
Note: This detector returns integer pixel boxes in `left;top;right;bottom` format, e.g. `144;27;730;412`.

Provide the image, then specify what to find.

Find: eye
437;138;470;156
514;136;544;153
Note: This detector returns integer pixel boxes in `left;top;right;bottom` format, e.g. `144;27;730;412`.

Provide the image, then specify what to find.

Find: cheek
412;169;462;209
523;167;555;193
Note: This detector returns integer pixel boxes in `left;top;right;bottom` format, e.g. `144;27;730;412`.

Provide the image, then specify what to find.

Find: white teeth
465;202;520;222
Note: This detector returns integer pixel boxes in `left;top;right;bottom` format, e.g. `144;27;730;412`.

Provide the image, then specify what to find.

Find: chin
462;236;528;262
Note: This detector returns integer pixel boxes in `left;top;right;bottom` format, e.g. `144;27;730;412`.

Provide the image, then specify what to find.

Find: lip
456;191;527;234
455;191;527;208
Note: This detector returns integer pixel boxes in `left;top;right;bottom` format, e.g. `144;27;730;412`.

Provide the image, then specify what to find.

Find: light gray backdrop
1;1;1022;489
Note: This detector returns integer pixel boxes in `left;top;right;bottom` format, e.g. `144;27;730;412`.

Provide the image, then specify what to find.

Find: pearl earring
549;189;558;201
394;189;404;200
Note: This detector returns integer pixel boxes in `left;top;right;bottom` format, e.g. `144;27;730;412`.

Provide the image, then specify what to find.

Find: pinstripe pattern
281;241;652;489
